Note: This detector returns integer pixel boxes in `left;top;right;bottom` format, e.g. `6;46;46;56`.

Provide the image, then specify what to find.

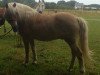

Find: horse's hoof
32;61;37;65
80;69;85;74
22;62;28;67
67;69;73;72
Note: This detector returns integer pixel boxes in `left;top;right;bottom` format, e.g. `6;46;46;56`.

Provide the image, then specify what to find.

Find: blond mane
7;2;38;19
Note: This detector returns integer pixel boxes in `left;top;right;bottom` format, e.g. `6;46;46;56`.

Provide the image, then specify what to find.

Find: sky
35;0;100;5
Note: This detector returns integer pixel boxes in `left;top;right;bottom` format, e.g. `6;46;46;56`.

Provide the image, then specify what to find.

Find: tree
57;0;77;9
0;1;3;7
45;2;57;9
57;0;66;5
66;1;76;9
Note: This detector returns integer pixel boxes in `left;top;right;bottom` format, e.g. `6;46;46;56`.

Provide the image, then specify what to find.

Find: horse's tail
77;17;93;68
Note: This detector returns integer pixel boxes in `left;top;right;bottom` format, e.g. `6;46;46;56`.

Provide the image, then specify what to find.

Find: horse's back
28;12;80;40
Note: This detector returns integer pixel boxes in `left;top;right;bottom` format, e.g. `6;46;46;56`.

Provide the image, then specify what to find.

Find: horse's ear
5;3;8;8
13;3;16;7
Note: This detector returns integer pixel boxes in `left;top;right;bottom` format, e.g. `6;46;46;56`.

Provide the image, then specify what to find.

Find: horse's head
36;0;45;13
5;3;18;32
4;2;37;32
0;8;5;26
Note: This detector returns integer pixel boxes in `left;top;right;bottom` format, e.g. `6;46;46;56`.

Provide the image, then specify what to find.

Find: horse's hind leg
22;37;29;65
76;47;85;73
30;39;37;64
65;39;85;73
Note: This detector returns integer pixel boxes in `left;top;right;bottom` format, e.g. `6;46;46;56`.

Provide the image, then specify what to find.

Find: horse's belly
32;27;76;41
33;34;59;41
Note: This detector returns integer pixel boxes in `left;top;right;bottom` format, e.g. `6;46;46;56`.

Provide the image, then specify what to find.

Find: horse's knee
32;61;37;65
75;47;82;58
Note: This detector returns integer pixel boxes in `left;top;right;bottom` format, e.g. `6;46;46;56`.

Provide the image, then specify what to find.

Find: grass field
0;10;100;75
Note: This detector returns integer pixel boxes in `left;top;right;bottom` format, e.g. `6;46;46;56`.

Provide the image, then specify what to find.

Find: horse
0;2;93;73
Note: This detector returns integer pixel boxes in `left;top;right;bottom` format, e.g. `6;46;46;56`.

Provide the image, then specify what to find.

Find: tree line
45;0;76;9
0;0;100;9
0;0;76;9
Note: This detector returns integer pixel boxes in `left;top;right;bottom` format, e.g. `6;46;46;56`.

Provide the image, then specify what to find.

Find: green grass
0;10;100;75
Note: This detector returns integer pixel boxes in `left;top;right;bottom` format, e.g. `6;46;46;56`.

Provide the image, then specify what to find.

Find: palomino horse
0;2;93;73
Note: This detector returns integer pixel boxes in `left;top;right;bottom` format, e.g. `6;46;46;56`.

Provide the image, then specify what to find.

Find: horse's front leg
65;40;76;72
22;37;29;65
68;52;76;72
30;39;37;64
